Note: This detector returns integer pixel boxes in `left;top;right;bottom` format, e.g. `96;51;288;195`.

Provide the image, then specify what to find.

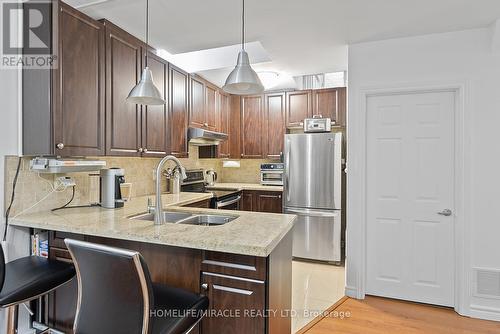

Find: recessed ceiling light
257;71;280;90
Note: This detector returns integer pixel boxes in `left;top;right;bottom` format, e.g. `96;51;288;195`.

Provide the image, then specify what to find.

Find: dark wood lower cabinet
46;231;292;334
241;191;283;213
201;273;266;334
182;198;212;208
48;247;77;332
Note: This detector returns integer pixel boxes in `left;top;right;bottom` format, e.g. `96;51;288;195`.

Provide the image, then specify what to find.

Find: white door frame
346;80;472;315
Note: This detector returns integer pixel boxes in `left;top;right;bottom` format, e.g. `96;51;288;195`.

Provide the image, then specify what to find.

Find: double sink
129;211;238;226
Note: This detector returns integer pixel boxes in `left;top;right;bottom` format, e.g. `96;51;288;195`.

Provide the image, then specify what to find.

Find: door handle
437;209;452;216
285;140;291;202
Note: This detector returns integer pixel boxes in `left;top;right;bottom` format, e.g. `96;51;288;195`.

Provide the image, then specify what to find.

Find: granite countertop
10;192;295;257
207;183;283;192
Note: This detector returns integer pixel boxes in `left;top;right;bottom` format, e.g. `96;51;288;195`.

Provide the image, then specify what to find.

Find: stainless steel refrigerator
284;132;342;263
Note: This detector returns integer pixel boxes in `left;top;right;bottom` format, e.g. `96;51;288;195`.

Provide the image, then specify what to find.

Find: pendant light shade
127;67;165;105
223;50;264;95
223;0;264;95
126;0;166;105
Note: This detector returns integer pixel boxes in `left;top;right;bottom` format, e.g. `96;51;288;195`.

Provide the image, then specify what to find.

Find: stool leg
6;305;18;334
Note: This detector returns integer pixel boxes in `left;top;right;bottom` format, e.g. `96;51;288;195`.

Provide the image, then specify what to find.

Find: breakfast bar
10;193;296;334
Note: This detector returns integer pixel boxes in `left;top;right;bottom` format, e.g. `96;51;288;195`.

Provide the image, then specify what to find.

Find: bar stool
0;243;76;334
65;238;209;334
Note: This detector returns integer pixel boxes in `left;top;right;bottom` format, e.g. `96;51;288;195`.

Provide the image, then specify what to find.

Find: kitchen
4;0;500;334
0;0;346;333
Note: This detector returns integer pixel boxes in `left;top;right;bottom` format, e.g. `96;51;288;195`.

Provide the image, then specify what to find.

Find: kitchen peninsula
10;193;296;334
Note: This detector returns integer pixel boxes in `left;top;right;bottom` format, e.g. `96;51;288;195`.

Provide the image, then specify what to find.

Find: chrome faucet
154;155;187;225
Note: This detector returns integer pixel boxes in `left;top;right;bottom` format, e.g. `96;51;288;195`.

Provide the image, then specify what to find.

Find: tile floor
291;260;346;333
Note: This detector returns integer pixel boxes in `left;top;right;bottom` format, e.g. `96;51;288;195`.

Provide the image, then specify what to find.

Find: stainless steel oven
260;163;284;186
180;170;242;210
214;192;242;210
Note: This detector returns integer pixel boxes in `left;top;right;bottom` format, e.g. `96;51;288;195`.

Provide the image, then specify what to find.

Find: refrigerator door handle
285;139;291;202
285;208;340;218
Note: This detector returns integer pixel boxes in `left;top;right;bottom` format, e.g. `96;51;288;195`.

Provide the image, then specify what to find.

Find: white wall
347;27;500;321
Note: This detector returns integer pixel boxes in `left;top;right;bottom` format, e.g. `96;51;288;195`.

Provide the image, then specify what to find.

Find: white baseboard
345;285;362;299
468;304;500;322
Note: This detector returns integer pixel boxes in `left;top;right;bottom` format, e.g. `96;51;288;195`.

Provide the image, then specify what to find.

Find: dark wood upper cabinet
218;92;231;158
286;90;312;128
103;20;143;156
169;64;189;158
264;92;286;159
205;84;218;131
54;3;106;156
189;76;206;128
241;95;264;158
141;51;168;157
23;2;105;156
229;95;242;159
312;87;346;127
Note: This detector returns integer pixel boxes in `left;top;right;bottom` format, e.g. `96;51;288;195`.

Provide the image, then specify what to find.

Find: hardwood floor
300;296;500;334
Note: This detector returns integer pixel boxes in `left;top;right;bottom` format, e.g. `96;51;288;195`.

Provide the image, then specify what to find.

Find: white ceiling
69;0;500;88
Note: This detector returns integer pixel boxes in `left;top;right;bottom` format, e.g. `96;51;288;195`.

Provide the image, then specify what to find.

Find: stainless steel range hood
188;127;228;146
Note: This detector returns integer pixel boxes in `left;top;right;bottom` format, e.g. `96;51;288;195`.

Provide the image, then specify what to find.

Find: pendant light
222;0;264;95
127;0;165;105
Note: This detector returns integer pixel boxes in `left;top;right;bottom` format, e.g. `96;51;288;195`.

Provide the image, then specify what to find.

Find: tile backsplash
3;145;273;216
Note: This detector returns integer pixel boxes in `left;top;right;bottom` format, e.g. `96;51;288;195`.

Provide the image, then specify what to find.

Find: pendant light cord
242;0;245;50
145;0;149;66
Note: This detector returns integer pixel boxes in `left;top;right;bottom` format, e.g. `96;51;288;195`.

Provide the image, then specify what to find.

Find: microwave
260;163;284;186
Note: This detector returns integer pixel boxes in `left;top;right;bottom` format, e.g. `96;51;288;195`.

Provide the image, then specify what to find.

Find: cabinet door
218;92;231;158
189;76;206;128
241;95;264;158
264;92;286;159
141;51;168;157
54;3;105;156
201;273;265;334
48;248;78;332
240;191;255;211
256;191;283;213
286;90;312;128
312;87;346;127
229;95;242;159
205;84;218;131
169;65;189;157
183;199;211;208
104;21;142;156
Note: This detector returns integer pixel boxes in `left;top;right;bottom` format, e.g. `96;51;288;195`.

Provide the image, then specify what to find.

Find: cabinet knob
56;143;64;150
201;283;209;291
138;148;143;153
143;148;148;153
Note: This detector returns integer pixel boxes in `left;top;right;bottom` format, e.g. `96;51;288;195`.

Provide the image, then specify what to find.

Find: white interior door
366;91;455;307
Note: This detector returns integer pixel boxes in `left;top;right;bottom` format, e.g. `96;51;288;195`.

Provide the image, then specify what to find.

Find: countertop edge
10;217;295;257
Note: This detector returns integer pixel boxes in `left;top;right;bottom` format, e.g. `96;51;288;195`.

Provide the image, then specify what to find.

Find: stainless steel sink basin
129;211;192;223
177;215;237;226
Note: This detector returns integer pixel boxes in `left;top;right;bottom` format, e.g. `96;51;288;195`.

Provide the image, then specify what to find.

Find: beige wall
3;145;272;216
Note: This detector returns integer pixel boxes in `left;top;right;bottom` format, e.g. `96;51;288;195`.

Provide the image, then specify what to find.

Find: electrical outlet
57;176;76;188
